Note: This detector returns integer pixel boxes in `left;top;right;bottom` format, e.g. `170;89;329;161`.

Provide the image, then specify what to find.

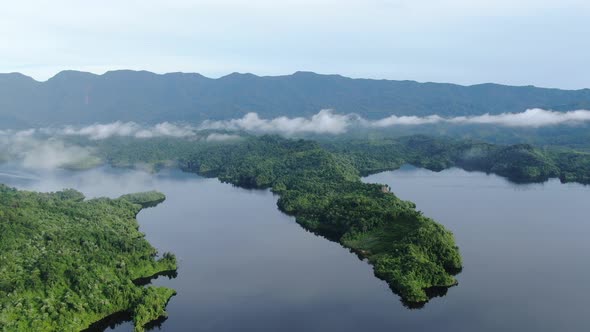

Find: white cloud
62;122;142;140
373;108;590;128
2;108;589;169
370;114;445;127
2;108;590;151
199;108;590;134
0;134;97;170
59;121;196;140
21;140;95;170
447;108;590;127
205;133;242;142
200;109;353;135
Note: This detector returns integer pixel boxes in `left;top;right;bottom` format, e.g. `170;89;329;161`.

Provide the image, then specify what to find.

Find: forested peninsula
0;186;176;331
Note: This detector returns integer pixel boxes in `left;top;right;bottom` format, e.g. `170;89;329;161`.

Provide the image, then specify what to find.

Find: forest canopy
0;186;176;331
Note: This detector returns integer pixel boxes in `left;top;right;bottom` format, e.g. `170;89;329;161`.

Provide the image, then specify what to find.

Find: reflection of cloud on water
0;165;200;202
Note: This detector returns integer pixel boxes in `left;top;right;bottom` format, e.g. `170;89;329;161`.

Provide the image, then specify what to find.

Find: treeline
91;133;590;186
119;191;166;208
0;186;176;331
322;135;590;184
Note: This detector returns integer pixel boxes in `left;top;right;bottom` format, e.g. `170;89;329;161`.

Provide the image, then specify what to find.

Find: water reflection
82;311;133;332
133;270;178;287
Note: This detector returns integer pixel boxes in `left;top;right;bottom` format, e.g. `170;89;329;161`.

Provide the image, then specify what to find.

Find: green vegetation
93;134;590;185
322;135;590;184
90;136;197;172
120;191;166;208
0;186;176;331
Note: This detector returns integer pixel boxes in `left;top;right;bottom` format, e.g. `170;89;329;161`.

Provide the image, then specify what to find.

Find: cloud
200;109;354;135
369;114;445;127
2;108;589;171
59;121;196;139
21;140;96;170
368;108;590;128
2;108;590;151
0;133;98;170
447;108;590;127
205;133;242;142
198;108;590;134
62;122;141;139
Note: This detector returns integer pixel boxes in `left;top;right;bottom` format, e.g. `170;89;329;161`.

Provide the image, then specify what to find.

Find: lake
1;164;589;331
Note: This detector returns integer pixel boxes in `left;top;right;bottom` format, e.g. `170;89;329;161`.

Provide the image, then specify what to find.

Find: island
0;186;177;331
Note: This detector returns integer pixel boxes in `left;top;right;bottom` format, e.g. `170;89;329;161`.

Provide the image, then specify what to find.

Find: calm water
1;164;589;331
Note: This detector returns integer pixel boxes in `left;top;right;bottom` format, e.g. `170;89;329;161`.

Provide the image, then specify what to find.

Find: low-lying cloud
21;140;96;169
11;108;589;141
58;121;196;140
201;108;590;134
369;114;445;127
205;133;242;142
2;108;589;170
447;108;590;127
374;108;590;128
200;109;354;135
0;132;98;170
1;108;590;147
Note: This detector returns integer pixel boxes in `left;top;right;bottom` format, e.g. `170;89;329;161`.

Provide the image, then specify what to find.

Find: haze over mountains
1;70;589;128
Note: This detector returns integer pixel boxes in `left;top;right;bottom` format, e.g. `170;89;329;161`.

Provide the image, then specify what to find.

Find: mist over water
1;164;589;331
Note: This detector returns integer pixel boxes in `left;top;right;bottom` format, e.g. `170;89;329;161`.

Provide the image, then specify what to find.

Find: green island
0;186;176;331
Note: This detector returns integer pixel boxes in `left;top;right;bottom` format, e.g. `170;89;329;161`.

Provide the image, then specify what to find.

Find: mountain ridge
5;70;588;91
0;70;589;128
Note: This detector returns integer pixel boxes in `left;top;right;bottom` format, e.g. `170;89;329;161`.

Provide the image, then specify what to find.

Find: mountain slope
0;70;589;128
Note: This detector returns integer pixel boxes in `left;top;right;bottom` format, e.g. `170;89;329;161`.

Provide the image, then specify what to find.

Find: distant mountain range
0;70;589;128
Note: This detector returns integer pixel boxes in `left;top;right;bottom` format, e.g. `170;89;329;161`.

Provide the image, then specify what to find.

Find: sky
1;0;589;89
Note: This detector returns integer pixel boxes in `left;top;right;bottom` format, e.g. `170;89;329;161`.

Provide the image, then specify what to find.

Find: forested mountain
1;70;589;128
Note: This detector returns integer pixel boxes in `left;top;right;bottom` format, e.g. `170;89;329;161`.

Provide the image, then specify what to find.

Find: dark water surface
1;164;589;331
